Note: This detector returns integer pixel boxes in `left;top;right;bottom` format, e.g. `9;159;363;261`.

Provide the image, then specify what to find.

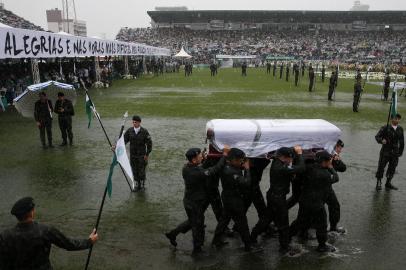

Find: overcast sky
3;0;406;39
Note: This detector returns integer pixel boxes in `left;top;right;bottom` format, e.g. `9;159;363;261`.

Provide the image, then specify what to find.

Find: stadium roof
148;10;406;24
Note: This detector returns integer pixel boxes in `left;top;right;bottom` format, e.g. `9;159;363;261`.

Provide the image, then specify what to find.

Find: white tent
14;81;76;118
173;47;192;58
206;119;342;157
57;31;73;36
0;22;12;28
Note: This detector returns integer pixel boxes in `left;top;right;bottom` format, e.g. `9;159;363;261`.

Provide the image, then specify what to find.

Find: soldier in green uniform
0;197;98;269
308;67;315;92
383;72;391;101
250;146;305;254
328;71;337;101
286;63;290;82
54;92;75;146
273;61;277;77
291;151;338;253
375;114;404;190
321;64;326;83
165;148;227;255
211;148;255;252
353;78;363;112
34;92;54;149
124;115;152;190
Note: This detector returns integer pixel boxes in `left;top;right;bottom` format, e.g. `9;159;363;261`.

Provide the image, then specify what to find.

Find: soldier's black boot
164;232;177;247
376;179;382;191
385;179;398;190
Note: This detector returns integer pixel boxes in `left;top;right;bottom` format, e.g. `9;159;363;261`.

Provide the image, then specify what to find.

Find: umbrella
14;81;76;118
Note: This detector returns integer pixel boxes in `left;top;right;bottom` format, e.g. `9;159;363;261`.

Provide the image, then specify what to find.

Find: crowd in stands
0;6;43;30
116;28;406;65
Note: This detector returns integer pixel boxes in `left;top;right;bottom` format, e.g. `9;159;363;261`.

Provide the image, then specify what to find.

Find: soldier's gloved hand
36;122;41;128
89;228;98;244
111;145;116;151
223;145;231;156
144;155;149;161
382;139;387;145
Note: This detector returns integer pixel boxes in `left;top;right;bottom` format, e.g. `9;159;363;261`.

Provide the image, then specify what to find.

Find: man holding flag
375;85;404;191
124;115;152;190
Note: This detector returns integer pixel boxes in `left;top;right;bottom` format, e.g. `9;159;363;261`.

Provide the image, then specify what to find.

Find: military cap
316;150;332;162
336;139;344;148
391;113;401;119
185;148;201;161
11;197;35;217
276;147;294;158
132;115;142;122
227;148;246;160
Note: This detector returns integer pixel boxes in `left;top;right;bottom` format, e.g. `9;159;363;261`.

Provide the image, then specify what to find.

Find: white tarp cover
14;81;76;118
368;81;406;90
206;119;342;157
174;47;192;58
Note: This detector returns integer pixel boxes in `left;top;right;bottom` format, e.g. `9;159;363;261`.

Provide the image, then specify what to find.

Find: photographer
327;140;347;233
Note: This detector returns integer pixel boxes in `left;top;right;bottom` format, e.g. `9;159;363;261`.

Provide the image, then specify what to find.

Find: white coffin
206;119;342;158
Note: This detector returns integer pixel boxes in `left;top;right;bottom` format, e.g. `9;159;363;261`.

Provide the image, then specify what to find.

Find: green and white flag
115;133;135;190
106;155;118;198
85;93;93;128
391;79;398;118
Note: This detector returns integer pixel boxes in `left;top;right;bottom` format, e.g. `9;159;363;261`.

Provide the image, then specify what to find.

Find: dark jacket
375;125;404;156
220;164;251;199
354;82;362;95
124;126;152;158
301;164;339;209
54;99;74;118
0;221;91;270
34;100;53;122
183;157;225;203
268;154;305;196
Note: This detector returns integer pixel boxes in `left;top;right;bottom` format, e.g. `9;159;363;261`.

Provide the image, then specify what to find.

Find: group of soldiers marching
166;112;403;255
165;141;348;255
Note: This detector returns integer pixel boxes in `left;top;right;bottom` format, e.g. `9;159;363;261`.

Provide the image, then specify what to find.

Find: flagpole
386;74;398;127
84;88;133;192
84;185;108;270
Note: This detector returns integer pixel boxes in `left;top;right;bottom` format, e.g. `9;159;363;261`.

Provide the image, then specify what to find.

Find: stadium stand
116;10;406;64
0;5;43;30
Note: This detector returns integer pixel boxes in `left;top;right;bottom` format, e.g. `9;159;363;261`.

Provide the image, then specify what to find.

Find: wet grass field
0;67;405;269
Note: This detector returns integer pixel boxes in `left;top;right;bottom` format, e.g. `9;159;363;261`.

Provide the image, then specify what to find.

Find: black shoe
224;227;234;237
385;183;398;190
60;142;67;146
192;247;208;257
212;240;228;249
376;179;382;191
329;226;346;234
244;244;263;253
165;232;177;247
316;244;336;253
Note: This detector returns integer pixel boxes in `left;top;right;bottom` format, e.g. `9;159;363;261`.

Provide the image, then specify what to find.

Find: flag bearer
124;115;152;190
